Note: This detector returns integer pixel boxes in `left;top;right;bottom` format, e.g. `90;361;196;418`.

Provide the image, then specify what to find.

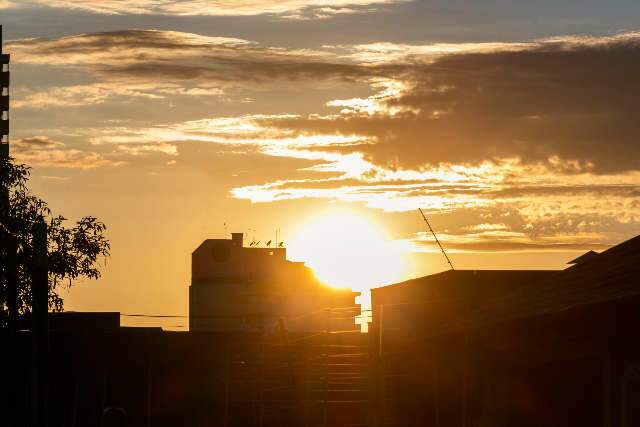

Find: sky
2;0;640;328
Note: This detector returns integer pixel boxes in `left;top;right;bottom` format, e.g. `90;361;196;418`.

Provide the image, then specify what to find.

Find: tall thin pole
418;208;454;270
31;218;49;427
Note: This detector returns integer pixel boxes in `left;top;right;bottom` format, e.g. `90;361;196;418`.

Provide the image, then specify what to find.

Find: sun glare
287;212;406;293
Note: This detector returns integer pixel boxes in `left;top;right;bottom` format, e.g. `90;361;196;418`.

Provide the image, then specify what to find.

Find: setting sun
287;212;406;293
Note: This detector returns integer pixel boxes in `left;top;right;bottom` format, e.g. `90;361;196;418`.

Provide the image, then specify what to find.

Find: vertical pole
31;218;49;427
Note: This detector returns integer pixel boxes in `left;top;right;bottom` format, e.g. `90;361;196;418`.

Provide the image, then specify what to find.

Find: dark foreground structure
370;234;640;426
0;309;368;427
2;234;639;426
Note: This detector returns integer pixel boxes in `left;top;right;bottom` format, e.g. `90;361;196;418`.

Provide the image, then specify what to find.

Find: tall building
189;232;359;332
1;26;9;148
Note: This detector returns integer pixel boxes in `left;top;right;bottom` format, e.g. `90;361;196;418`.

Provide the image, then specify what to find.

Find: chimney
231;232;243;247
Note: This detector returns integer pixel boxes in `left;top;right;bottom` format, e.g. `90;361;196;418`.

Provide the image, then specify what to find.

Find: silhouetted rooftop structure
370;235;640;426
1;25;10;145
567;249;599;265
190;232;359;332
372;234;640;337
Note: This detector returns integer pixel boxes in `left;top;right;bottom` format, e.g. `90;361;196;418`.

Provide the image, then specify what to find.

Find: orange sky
2;2;640;328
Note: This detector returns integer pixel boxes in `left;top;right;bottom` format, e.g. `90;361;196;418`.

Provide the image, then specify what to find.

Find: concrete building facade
189;233;359;332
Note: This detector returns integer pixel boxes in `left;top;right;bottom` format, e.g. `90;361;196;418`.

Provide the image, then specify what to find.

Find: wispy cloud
116;142;177;156
408;229;613;253
13;0;407;18
7;30;370;106
12;83;223;109
82;112;640;248
12;136;123;169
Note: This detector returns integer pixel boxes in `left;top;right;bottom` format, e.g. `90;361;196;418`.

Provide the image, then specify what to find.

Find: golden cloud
12;136;123;169
13;0;407;17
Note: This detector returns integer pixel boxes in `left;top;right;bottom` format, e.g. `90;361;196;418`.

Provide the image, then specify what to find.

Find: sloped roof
567;250;599;265
372;270;557;305
374;235;640;336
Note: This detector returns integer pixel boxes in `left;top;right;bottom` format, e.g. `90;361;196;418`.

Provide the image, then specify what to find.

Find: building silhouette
369;234;640;427
189;232;359;332
1;25;9;150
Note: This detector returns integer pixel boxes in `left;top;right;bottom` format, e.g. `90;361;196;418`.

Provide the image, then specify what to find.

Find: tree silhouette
0;156;110;321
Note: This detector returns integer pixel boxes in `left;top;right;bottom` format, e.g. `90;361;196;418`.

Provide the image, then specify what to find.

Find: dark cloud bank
9;30;640;173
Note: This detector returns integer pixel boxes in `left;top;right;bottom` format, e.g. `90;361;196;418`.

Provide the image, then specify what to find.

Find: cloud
263;32;640;173
87;115;370;150
116;143;178;156
8;30;640;250
86;114;640;247
14;0;406;17
7;30;374;105
408;229;613;253
11;136;121;169
11;83;223;109
12;84;161;109
9;30;640;171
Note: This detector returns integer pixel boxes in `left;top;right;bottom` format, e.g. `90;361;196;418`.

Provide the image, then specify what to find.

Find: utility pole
31;218;49;427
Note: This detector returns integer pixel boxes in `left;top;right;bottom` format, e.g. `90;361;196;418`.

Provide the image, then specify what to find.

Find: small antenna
418;208;454;270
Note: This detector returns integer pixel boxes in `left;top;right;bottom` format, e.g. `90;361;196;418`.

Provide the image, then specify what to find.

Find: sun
287;211;406;292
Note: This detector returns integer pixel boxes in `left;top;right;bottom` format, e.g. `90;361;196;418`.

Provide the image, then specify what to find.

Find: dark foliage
0;156;110;319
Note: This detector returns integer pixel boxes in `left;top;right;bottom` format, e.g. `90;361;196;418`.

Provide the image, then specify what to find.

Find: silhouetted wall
189;233;358;332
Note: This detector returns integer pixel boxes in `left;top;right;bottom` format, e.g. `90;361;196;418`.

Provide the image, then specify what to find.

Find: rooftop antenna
418;208;454;271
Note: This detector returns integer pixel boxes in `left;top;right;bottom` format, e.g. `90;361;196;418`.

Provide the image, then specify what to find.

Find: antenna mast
418;208;454;270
